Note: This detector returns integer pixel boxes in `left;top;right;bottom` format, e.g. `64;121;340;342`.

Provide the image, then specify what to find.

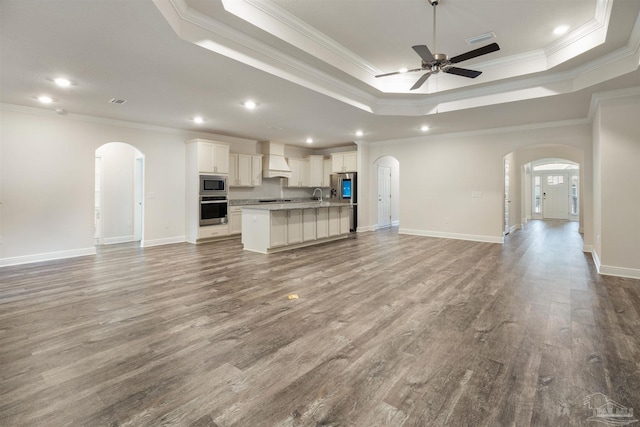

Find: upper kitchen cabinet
331;151;357;173
229;153;263;187
287;158;310;188
307;155;330;187
251;155;263;186
189;139;229;174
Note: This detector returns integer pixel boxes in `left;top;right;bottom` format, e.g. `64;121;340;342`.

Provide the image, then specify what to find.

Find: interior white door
504;158;510;235
542;174;569;219
134;157;143;241
378;166;391;228
94;156;104;245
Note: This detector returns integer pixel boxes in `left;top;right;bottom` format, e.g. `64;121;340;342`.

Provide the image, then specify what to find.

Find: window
571;175;579;215
547;175;564;185
534;176;541;214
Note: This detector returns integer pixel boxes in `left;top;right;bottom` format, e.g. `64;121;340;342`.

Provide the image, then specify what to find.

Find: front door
542;174;569;219
377;166;391;228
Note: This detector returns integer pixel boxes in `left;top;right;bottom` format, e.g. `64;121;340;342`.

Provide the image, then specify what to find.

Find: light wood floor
1;221;639;426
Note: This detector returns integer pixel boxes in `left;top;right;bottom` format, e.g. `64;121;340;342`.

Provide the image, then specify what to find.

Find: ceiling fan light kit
376;0;500;90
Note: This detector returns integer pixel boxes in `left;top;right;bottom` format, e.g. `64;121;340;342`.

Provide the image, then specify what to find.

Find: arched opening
373;155;400;230
95;142;145;246
503;144;586;244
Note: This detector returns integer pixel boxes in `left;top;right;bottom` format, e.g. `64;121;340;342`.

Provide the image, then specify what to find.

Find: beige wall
362;122;593;244
593;94;640;276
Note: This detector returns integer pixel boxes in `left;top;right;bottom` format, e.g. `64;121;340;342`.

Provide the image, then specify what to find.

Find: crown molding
0;103;258;144
366;118;591;147
588;86;640;119
153;0;639;118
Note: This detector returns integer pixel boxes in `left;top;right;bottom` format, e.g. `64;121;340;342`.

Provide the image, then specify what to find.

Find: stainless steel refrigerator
329;172;357;232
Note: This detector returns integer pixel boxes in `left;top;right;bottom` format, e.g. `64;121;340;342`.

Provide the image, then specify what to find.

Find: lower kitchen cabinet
197;224;229;239
229;206;242;235
242;204;351;254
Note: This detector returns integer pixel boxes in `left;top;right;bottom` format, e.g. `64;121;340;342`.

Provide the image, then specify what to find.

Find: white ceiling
1;0;640;148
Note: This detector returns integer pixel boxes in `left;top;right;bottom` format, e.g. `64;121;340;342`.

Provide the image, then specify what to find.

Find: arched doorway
373;156;400;230
503;145;586;242
95;142;145;246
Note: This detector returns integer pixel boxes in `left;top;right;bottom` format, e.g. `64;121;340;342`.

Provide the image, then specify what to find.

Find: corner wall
592;93;640;278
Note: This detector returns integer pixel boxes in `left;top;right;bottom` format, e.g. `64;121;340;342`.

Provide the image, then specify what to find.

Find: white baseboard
392;220;400;226
140;235;185;248
583;244;593;253
509;225;520;234
598;264;640;279
103;235;135;245
591;249;602;273
356;225;377;232
399;228;504;244
0;247;97;268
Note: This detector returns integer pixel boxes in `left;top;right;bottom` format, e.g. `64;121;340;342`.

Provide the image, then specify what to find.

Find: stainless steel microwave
200;175;227;196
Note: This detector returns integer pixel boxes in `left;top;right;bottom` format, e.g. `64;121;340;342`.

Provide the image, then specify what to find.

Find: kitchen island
241;202;353;253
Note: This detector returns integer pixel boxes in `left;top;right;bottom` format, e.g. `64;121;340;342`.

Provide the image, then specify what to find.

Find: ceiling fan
376;0;500;90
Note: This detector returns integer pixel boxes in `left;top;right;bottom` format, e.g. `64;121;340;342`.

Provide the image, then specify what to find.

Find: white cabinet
339;206;350;233
229;154;262;187
229;153;252;186
229;206;242;235
323;158;332;187
308;155;327;187
303;208;316;242
287;210;303;244
195;140;229;174
328;206;341;237
331;151;357;173
198;224;229;239
270;210;287;247
317;207;329;239
287;158;310;187
251;155;263;186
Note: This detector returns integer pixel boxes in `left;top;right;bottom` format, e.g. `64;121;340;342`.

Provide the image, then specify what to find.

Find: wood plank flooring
1;220;639;426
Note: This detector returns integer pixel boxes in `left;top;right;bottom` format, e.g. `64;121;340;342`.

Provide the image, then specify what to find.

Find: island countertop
241;202;356;211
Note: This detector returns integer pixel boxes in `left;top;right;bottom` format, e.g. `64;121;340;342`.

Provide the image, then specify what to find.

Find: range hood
262;142;292;179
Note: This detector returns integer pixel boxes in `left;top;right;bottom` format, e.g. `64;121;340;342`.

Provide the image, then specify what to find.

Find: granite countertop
241;201;356;211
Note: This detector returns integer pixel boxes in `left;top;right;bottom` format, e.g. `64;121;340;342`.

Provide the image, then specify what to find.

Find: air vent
466;32;495;45
109;98;127;105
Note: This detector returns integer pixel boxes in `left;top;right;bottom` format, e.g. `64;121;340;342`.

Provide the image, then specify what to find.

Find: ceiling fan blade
375;67;424;78
449;42;500;64
444;67;482;78
376;71;403;78
412;45;435;63
410;73;431;90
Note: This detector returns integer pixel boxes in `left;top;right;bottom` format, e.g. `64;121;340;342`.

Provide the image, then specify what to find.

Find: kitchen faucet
312;188;323;201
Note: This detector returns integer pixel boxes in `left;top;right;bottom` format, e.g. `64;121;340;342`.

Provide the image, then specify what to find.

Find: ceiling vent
466;32;496;45
109;98;127;105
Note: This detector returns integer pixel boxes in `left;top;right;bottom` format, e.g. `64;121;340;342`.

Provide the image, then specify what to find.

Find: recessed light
53;77;72;87
306;138;313;144
420;125;429;132
355;130;364;137
193;116;204;124
398;68;408;74
553;25;569;35
109;98;127;105
244;100;257;110
38;95;53;104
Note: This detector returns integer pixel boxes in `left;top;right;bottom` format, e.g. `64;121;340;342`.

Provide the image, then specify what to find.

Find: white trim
356;225;376;232
588;86;640;119
583;244;593;253
0;247;97;268
103;235;136;245
598;265;640;280
392;220;400;227
399;228;504;244
0;103;258;145
592;249;602;272
367;118;590;147
140;235;186;248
